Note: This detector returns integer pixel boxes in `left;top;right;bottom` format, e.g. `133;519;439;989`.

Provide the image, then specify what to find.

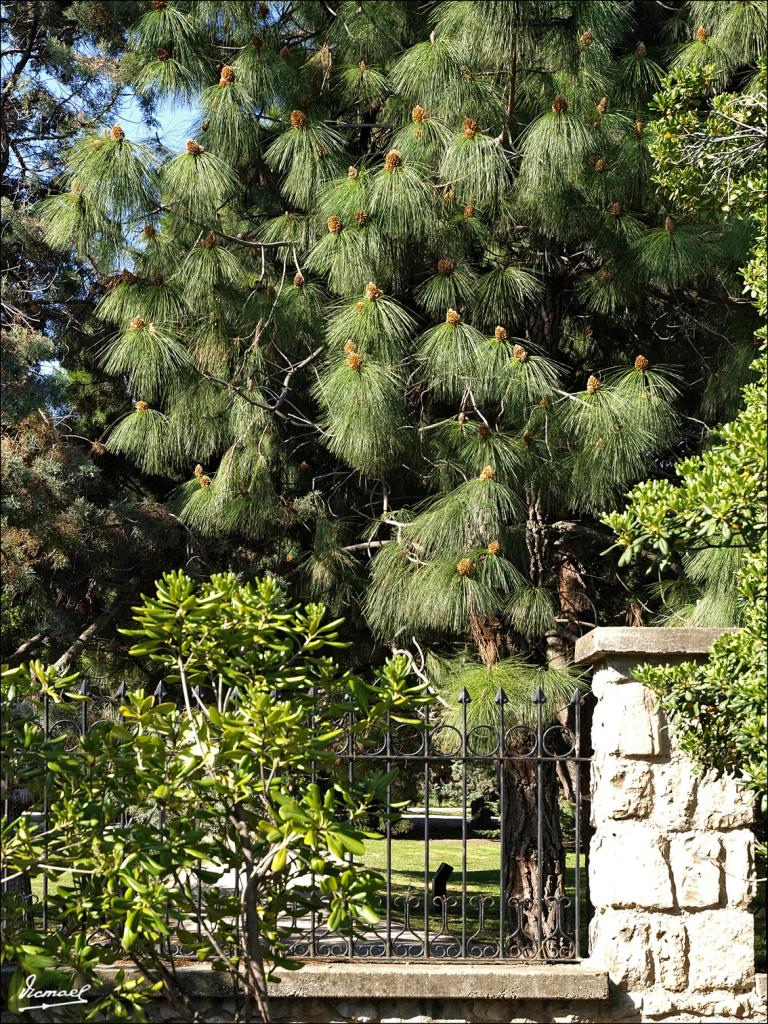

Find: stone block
674;990;764;1021
574;627;738;666
722;830;754;908
589;826;674;909
634;989;681;1018
589;909;654;990
648;753;698;832
686;908;754;993
591;681;665;757
332;1000;379;1022
653;915;688;992
695;770;754;830
669;833;722;909
592;757;653;822
591;663;633;695
381;1013;432;1024
756;972;767;1000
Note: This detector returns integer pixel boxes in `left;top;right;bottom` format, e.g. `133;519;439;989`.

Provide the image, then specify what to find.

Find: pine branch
195;367;320;430
1;6;40;102
5;632;48;665
273;346;325;412
218;234;298;249
52;579;139;673
340;540;390;553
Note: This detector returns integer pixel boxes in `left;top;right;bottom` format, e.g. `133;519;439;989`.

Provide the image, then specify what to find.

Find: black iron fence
285;685;592;961
4;683;592;963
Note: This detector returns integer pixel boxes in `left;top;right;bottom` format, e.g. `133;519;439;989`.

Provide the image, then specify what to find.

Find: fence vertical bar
346;695;354;959
496;688;508;958
42;690;49;931
573;689;582;959
192;684;203;944
458;690;470;958
116;682;127;829
1;758;7;938
385;708;392;958
422;703;430;959
153;681;170;955
80;680;90;737
534;687;545;956
308;686;317;957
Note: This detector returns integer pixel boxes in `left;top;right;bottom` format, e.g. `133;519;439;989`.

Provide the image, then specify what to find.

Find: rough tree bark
468;601;567;955
502;755;565;954
526;274;568;354
469;611;507;669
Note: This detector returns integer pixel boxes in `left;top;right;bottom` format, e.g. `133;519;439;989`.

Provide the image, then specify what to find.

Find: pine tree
31;0;765;949
1;1;189;677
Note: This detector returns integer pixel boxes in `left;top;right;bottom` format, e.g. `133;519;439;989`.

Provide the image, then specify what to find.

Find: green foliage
0;0;195;679
100;322;192;402
315;357;409;474
606;59;767;819
418;316;487;400
325;288;416;363
505;583;558;638
1;573;427;1019
469;267;542;331
369;153;436;238
105;406;174;477
161;146;240;215
265;119;346;207
432;654;584;732
438;130;511;209
65;133;158;218
518;107;595;190
631;220;708;288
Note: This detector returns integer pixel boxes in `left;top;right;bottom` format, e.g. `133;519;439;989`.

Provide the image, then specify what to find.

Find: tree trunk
467;600;566;957
52;578;138;674
502;756;565;956
469;611;506;668
547;522;596;668
231;806;271;1024
526;275;568;354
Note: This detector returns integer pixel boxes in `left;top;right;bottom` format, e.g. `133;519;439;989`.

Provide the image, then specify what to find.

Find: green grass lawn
364;837;502;895
364;836;585;895
363;837;589;950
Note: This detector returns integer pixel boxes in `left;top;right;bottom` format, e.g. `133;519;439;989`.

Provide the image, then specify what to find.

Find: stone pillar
575;627;762;1022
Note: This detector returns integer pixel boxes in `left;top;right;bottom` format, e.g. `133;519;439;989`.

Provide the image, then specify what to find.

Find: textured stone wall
111;988;768;1023
585;639;763;1023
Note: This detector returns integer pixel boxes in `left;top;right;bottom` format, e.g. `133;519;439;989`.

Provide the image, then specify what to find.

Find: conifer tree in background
1;1;191;677
28;0;766;940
